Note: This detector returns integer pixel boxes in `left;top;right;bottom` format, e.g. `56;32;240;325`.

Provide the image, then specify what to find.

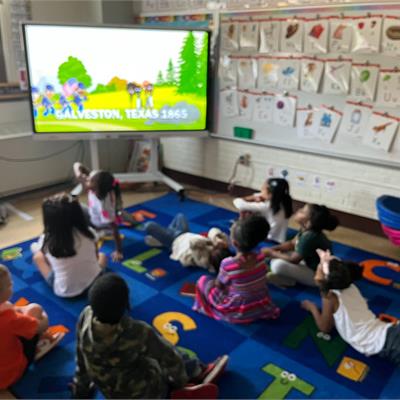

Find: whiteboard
215;3;400;168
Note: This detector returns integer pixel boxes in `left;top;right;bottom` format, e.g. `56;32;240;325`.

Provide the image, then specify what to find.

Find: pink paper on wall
304;18;329;54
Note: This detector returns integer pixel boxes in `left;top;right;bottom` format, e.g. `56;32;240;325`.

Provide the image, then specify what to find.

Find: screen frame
22;22;212;140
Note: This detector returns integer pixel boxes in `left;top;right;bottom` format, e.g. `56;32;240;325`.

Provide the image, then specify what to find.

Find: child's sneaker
35;331;65;361
200;355;229;384
144;235;163;247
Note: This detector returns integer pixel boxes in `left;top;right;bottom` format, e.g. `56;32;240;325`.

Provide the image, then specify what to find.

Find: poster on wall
350;15;382;53
277;57;300;91
362;111;399;152
311;105;342;143
253;92;275;122
219;56;237;88
297;107;316;138
221;22;239;51
239;21;259;51
237;58;256;89
350;63;379;101
376;69;400;108
259;19;281;53
304;18;329;54
257;57;280;89
300;57;324;93
382;16;400;55
280;18;304;53
273;94;297;127
220;89;239;117
329;17;353;53
339;101;372;138
323;59;352;95
238;91;256;120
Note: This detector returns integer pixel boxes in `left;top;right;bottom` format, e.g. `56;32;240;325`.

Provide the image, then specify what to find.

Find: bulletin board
215;2;400;168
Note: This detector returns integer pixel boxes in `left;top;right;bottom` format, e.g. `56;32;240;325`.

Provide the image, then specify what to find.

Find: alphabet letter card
350;63;379;101
238;91;256;120
297;107;316;138
219;56;237;88
277;57;300;91
238;58;257;90
257;57;280;90
259;19;281;53
311;105;343;143
304;18;329;53
273;94;297;127
300;57;324;93
239;21;259;51
253;92;275;123
350;15;382;53
376;69;400;108
221;22;239;51
382;16;400;55
329;17;353;53
323;59;352;95
339;101;372;138
220;89;239;117
280;18;304;53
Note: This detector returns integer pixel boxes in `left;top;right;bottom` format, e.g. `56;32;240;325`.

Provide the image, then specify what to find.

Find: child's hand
301;300;317;312
111;250;123;262
261;247;274;257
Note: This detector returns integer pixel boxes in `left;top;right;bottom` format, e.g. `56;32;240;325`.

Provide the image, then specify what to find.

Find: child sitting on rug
301;250;400;365
0;265;49;389
144;213;233;273
193;215;280;324
31;193;106;298
71;273;229;398
233;178;293;243
263;203;339;287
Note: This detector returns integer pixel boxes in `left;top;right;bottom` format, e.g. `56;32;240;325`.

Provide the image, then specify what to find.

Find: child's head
88;171;119;200
0;265;12;304
42;192;94;258
231;215;270;253
88;273;130;324
294;203;339;232
266;178;293;218
209;246;234;272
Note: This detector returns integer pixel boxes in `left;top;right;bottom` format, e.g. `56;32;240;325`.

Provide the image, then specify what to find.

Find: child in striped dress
193;215;280;324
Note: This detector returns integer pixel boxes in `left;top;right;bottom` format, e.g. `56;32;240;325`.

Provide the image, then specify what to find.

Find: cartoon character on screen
142;81;154;109
31;86;41;118
59;95;72;115
127;82;135;107
41;84;55;117
72;82;88;112
134;82;143;110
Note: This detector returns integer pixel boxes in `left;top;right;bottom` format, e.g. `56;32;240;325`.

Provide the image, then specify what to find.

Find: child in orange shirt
0;264;48;389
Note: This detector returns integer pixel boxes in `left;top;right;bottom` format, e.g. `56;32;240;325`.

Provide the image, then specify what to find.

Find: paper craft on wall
300;57;324;93
382;16;400;55
280;18;304;53
220;89;239;117
304;18;329;53
257;57;280;89
239;21;259;51
253;92;275;122
221;22;239;51
329;17;353;53
219;56;237;88
350;15;382;53
311;105;343;143
376;69;400;108
297;107;316;139
339;101;372;138
362;111;399;152
323;59;352;95
350;63;379;101
273;94;297;127
259;19;281;53
238;91;256;120
237;58;257;89
277;57;300;91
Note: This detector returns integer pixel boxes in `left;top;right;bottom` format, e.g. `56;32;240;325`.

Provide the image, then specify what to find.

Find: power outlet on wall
239;154;251;166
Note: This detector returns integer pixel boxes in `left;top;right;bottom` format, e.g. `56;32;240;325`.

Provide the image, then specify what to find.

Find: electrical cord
227;157;241;193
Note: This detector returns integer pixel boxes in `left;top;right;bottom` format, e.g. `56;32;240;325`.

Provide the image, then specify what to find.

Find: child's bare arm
73;162;91;190
301;293;336;333
111;223;123;261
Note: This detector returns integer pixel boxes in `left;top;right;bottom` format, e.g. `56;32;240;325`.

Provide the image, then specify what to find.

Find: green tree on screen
196;33;208;95
156;70;165;86
166;59;177;85
58;56;92;88
177;32;198;94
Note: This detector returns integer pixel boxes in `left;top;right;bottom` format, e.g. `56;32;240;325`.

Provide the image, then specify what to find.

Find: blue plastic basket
376;196;400;219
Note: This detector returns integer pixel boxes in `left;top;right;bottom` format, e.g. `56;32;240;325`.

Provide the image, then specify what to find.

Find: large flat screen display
23;24;210;136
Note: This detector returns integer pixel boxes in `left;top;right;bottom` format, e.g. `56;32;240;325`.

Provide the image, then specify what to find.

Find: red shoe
171;383;218;399
200;355;229;384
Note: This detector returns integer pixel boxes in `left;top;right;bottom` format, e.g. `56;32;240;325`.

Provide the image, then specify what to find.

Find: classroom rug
2;193;400;399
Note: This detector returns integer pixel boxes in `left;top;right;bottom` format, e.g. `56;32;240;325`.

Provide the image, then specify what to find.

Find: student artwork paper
259;20;281;53
221;22;239;51
220;89;238;117
304;19;329;54
351;16;382;53
239;21;259;51
300;58;324;93
329;18;353;53
382;16;400;55
362;112;399;152
297;108;316;138
339;101;372;138
311;106;342;143
350;64;379;101
323;60;352;95
280;18;304;53
376;70;400;108
277;58;300;91
219;56;237;88
273;95;297;127
257;58;280;89
238;58;256;89
238;91;255;120
253;93;275;122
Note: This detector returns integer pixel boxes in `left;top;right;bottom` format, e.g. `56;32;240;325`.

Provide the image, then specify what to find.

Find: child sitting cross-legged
71;273;229;399
0;265;49;389
193;215;280;324
301;249;400;365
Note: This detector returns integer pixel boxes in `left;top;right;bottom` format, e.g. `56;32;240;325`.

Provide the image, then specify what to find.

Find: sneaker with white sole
202;355;229;384
144;235;163;247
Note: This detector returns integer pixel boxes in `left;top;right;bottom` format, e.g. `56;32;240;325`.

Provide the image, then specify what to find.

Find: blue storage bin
376;196;400;220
